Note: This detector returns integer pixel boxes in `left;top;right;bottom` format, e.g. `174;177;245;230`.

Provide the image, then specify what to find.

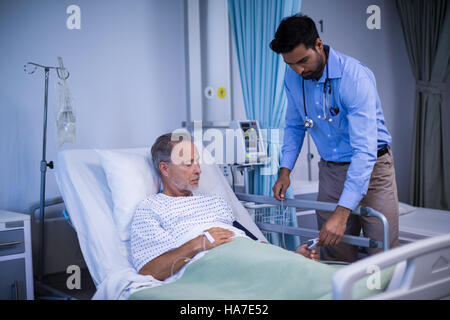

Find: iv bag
56;57;76;146
56;81;76;146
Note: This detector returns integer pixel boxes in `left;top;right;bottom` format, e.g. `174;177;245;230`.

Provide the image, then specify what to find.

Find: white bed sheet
399;206;450;240
55;147;266;299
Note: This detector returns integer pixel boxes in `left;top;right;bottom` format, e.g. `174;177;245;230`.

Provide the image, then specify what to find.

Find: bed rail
332;234;450;299
235;193;390;252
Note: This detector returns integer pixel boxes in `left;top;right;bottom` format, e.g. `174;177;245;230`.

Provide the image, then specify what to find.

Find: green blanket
129;238;394;300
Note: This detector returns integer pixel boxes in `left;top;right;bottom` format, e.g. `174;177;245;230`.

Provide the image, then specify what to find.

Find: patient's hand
202;227;235;250
295;244;319;262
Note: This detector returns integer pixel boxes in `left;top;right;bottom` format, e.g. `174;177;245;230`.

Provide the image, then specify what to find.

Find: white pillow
97;149;160;241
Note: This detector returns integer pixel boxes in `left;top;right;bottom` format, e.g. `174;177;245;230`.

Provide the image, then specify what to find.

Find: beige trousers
316;148;399;262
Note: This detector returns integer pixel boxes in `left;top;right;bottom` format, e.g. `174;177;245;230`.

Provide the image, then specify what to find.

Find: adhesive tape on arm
203;231;215;243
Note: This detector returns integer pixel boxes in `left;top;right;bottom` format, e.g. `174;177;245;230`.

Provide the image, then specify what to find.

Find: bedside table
0;210;34;300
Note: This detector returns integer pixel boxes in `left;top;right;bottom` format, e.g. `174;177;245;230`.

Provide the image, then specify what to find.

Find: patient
131;133;318;281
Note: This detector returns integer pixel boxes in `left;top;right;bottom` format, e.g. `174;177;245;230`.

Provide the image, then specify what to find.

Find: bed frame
236;193;390;252
39;147;450;300
235;193;450;300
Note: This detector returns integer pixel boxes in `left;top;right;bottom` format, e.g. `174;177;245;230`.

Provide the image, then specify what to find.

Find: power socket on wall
218;164;243;187
218;164;232;186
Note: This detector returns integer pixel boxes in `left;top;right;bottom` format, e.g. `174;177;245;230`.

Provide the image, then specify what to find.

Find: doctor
271;14;399;262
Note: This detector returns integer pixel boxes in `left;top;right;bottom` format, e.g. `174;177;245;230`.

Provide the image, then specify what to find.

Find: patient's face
167;141;201;191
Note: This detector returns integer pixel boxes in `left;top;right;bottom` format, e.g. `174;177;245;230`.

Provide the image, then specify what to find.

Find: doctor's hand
200;227;234;251
317;206;351;247
272;168;291;201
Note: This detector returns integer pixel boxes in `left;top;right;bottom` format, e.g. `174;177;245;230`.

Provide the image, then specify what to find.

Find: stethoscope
302;57;334;129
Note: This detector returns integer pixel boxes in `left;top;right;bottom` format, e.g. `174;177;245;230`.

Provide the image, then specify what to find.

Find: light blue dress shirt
281;45;392;211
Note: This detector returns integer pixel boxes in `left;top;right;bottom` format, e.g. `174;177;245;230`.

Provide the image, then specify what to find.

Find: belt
321;146;390;165
377;145;389;158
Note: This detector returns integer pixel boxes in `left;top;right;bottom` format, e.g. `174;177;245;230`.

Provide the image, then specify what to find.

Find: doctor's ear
314;38;323;51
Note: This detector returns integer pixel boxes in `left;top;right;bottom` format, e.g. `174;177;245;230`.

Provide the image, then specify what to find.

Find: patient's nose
193;163;201;175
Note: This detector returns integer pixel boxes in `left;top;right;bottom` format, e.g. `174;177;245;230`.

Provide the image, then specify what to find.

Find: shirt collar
317;45;342;83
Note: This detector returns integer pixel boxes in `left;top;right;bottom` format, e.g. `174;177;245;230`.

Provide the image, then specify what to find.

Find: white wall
3;0;445;213
200;0;232;122
0;0;187;213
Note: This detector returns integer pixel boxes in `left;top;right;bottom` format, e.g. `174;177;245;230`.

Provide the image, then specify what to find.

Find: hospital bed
53;147;450;300
292;181;450;246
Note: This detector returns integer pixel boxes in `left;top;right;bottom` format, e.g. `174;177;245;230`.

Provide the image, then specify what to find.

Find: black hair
270;14;319;54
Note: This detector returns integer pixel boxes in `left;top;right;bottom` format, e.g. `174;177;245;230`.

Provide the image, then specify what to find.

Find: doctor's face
166;141;202;191
282;40;325;80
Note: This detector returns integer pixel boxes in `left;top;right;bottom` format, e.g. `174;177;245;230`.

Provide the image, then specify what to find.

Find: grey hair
151;132;191;176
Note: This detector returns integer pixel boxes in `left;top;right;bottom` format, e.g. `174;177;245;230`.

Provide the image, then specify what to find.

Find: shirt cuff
280;155;297;171
337;188;364;211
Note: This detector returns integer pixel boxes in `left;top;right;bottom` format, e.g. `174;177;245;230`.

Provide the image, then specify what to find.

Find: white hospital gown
130;192;237;272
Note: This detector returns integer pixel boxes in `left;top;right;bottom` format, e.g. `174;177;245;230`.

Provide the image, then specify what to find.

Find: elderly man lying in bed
131;133;318;281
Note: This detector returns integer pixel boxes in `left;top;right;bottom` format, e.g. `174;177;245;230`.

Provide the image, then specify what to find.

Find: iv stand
24;62;69;281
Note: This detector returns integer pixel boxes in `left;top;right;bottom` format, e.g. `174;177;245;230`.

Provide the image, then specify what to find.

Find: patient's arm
138;235;203;280
139;227;234;280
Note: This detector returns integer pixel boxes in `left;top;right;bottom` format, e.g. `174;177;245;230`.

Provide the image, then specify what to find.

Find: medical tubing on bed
280;199;289;249
169;232;215;277
170;256;192;278
281;199;285;249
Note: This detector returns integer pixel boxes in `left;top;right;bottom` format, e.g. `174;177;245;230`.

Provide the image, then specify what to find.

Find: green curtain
396;0;450;210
